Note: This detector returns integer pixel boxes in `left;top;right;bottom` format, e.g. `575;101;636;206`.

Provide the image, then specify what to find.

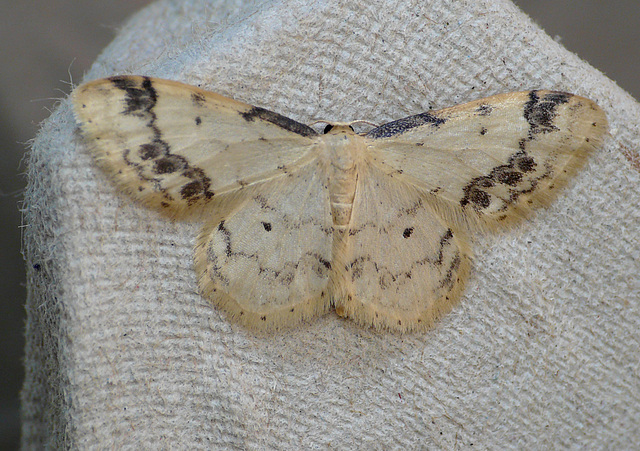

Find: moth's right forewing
72;76;319;220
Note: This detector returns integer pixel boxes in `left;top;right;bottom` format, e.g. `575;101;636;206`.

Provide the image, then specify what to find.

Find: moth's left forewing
365;91;608;229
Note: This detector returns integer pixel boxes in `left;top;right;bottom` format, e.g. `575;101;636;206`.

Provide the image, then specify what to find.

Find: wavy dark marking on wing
458;92;571;213
252;252;330;286
348;226;462;295
206;199;333;290
110;76;157;115
459;149;543;211
204;224;231;287
515;91;572;151
366;112;447;139
435;229;453;266
258;261;297;286
240;106;318;137
210;236;332;288
316;255;332;271
524;90;570;137
206;254;229;287
440;253;462;289
216;221;232;257
108;76;214;205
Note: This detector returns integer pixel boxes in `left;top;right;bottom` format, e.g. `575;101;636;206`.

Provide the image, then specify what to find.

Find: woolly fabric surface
22;0;640;448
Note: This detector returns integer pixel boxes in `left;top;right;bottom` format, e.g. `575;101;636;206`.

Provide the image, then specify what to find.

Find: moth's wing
195;159;334;331
334;162;472;332
72;75;319;219
366;91;608;227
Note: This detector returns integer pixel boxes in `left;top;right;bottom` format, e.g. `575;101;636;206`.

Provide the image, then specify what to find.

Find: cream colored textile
22;0;640;448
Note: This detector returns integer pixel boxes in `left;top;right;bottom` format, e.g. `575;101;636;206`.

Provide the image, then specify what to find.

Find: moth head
323;123;354;135
309;120;377;135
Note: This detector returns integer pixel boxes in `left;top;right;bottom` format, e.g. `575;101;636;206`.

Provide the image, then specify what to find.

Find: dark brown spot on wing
154;154;187;174
510;150;536;173
191;92;206;106
476;104;493;116
492;166;523;186
138;142;164;160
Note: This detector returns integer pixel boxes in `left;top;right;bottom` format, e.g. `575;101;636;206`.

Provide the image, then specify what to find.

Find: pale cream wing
195;160;334;331
366;91;608;227
334;162;472;332
72;76;319;219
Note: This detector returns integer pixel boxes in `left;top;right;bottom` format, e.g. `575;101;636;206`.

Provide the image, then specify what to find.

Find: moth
72;76;607;331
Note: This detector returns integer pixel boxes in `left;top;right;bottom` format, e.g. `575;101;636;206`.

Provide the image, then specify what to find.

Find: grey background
1;1;637;447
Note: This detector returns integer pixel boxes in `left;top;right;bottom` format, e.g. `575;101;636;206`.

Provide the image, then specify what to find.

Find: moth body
321;125;362;230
